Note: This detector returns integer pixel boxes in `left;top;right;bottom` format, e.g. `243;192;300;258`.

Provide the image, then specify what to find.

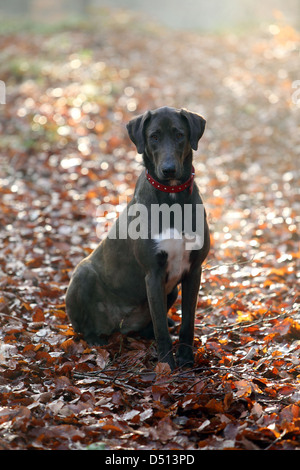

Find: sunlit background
0;0;299;30
0;0;299;272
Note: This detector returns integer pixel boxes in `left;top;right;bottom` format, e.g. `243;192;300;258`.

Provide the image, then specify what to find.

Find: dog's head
126;107;206;182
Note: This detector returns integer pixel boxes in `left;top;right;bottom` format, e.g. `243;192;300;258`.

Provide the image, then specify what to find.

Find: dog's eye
150;133;159;141
176;132;184;140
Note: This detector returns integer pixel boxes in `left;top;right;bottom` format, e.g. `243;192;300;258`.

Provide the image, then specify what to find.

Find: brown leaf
155;362;172;375
234;380;252;398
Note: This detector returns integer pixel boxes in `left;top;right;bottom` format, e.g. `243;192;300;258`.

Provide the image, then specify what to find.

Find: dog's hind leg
66;262;108;345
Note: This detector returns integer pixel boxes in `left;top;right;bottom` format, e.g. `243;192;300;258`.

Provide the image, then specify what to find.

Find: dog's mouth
157;175;181;185
167;178;180;186
156;169;182;183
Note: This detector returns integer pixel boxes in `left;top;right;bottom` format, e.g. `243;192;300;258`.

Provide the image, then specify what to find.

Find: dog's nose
162;165;176;178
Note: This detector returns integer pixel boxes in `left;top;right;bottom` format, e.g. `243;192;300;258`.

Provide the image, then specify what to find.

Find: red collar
146;166;195;194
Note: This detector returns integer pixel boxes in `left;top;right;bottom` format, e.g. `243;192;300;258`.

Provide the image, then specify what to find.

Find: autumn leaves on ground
0;9;299;450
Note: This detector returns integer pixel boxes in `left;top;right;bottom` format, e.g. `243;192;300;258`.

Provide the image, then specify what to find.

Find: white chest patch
154;228;191;294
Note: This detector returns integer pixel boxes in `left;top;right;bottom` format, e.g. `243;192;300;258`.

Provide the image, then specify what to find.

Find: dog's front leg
145;272;176;370
176;265;202;368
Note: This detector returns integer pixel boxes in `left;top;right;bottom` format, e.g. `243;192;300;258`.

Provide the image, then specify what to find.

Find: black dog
66;107;210;369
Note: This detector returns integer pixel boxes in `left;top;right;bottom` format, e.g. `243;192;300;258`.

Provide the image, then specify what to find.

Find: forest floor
0;9;299;450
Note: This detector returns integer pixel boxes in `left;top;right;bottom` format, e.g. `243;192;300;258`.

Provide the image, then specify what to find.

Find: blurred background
0;0;299;273
0;0;299;30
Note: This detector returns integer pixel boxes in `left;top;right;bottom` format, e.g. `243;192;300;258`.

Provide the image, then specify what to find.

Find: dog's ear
126;111;151;154
180;109;206;151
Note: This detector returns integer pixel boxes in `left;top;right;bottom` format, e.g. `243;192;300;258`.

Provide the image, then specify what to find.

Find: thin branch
202;254;256;272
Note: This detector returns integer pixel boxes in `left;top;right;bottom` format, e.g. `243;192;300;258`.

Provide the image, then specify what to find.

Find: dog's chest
154;229;191;294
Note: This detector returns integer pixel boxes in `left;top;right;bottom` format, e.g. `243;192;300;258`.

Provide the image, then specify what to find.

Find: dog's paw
166;357;176;371
176;347;194;369
158;351;176;371
84;333;108;347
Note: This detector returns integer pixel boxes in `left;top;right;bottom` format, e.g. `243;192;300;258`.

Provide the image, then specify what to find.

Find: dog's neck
145;167;195;195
